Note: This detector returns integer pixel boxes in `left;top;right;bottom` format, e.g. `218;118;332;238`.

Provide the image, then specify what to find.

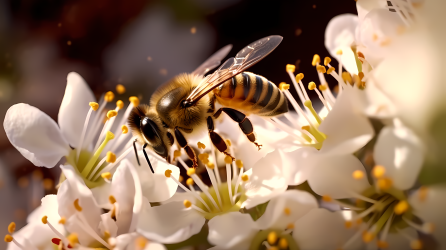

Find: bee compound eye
140;117;158;142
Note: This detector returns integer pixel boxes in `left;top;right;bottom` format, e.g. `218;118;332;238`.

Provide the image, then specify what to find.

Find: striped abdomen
214;72;288;117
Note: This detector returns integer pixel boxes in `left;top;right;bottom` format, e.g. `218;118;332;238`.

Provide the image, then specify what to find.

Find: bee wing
185;35;283;104
192;44;233;76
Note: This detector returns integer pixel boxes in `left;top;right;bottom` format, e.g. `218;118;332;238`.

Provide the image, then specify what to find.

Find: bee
128;36;288;168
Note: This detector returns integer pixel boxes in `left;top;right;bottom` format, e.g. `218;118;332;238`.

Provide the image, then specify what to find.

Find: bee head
128;105;169;160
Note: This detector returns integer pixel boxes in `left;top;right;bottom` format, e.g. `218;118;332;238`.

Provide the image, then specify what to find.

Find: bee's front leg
206;116;235;161
174;127;198;168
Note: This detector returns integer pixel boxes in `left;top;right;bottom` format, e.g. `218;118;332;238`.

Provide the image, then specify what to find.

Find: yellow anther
59;217;66;224
318;84;327;91
278;238;288;249
226;139;231;146
129;96;140;106
327;67;335;74
322;195;332;202
362;231;374;243
136;236;148;248
183;200;192;208
418;186;428;201
121;125;128;134
4;235;13;243
108;195;116;204
179;176;184;182
236;160;243;168
116;100;124;110
41;216;48;224
312;54;320;66
279;82;290;91
377;178;393;191
410;239;423;250
372;165;386;178
207;162;215;169
104;91;115;102
101;172;112;180
187;168;196;176
286;64;296;73
286;223;294;229
297;73;304;80
198;153;209;160
74;199;82;212
358;72;364;80
116;84;126;94
106;152;116;163
352;74;361;85
7;222;15;234
67;233;79;246
241;174;249;182
394;200;409;215
316;65;326;73
224;155;232;164
302;125;310;131
267;231;278;245
197;142;206;149
342;72;352;83
165;169;172;178
186;178;194;186
324;57;331;66
336;50;343;55
107;110;118;119
201;158;209;164
104;230;111;240
345;221;353;229
174;150;182;159
105;131;115;140
89;102;99;111
308;81;316;90
352;170;365;180
377;240;389;249
283;207;291;215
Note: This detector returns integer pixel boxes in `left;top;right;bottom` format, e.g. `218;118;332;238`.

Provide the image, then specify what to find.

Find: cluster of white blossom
3;0;446;249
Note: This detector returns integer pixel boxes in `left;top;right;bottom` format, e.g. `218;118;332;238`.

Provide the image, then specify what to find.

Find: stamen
312;54;320;66
59;217;66;224
210;144;222;184
304;100;323;124
121;125;128;134
394;200;409;215
402;216;435;234
4;235;26;250
267;118;308;144
225;157;234;205
76;104;97;161
116;84;126;94
324;57;331;66
233;167;244;203
73;204;112;249
184;200;192;208
308;82;331;112
67;233;79;247
7;222;15;233
104;91;115;102
379;212;394;243
241;174;249;182
316;65;326;73
197;142;206;149
186;178;194;186
352;170;365;180
342;72;353;85
94;143;134;181
397;227;423;250
278;238;288;249
286;65;307;103
377;178;393;191
267;231;278;245
81;131;115;177
283;207;291;215
42;216;69;247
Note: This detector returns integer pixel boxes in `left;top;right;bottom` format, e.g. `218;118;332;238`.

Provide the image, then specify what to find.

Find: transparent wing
192;44;233;76
185;35;283;105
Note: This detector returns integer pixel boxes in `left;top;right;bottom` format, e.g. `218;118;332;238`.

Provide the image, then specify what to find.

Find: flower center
249;230;299;250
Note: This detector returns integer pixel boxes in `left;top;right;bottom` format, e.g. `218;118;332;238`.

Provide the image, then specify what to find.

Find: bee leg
214;108;262;151
206;116;235;161
142;143;154;173
174;127;198;168
133;139;141;166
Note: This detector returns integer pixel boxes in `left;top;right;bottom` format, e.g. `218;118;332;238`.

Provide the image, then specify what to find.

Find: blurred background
0;0;355;249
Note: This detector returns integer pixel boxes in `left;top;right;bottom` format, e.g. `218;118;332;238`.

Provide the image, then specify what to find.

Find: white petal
293;209;363;250
325;14;360;74
386;228;417;250
208;212;258;248
4;103;70;168
8;222;52;250
356;0;387;22
161;191;195;204
137;201;205;244
144;242;167;250
307;154;370;198
281;147;318;186
319;86;374;156
91;182;112;209
58;72;96;148
255;190;317;230
99;212;118;238
374;123;424;190
242;150;288;209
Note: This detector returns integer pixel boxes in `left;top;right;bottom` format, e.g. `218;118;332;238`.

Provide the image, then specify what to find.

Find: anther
106;152;116;163
109;195;117;204
279;82;290;91
101;172;112;180
286;64;296;73
179;176;184;182
316;65;326;73
59;217;66;224
7;222;15;234
286;223;294;229
297;73;304;81
336;50;343;55
374;165;387;178
4;234;13;243
129;96;140;106
107;110;118;119
121;125;128;134
187;168;196;176
116;100;124;110
284;207;291;215
42;216;48;224
322;195;332;202
226;139;231;146
174;150;182;159
318;85;327;91
312;54;320;66
377;178;393;191
136;236;148;248
324;57;331;66
236;160;243;168
394;200;409;215
197;142;206;149
342;72;352;83
418;186;428;201
224;155;232;164
105;131;115;140
207;162;215;169
241;174;249;182
104;91;115;102
104;230;111;240
308;82;316;90
267;232;278;245
67;233;79;247
116;84;126;94
358;72;364;80
183;200;192;208
327;67;335;74
74;199;82;212
410;239;422;250
89;102;99;111
186;178;194;186
362;231;374;243
345;221;353;229
377;240;389;249
198;153;208;160
165;169;172;178
278;238;288;249
352;170;365;180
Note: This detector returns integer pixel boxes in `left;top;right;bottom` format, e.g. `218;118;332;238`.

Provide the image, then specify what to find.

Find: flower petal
281;148;318;186
374;122;424;190
255;190;318;230
137;201;205;244
58;72;96;148
386;228;417;250
4;103;70;168
208;212;258;248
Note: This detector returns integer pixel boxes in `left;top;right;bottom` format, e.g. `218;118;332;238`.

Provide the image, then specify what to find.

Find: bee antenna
133;139;141;166
142;143;154;174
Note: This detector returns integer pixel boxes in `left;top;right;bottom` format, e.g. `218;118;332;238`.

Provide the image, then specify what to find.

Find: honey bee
128;36;288;169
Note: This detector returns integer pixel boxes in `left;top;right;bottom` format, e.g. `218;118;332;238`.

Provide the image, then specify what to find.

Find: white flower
5;195;65;250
